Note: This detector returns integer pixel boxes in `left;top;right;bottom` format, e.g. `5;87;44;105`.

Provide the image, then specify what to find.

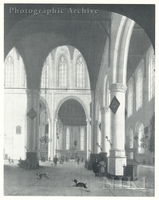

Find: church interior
4;4;155;196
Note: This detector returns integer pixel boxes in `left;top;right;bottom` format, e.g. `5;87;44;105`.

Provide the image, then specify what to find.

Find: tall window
136;68;143;110
149;49;155;100
138;123;145;154
127;82;133;117
80;127;85;151
59;55;67;87
4;56;14;87
41;58;49;88
76;56;85;87
66;127;70;150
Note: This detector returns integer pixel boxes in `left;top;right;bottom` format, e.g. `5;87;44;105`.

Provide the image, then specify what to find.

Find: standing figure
99;159;106;176
92;158;100;176
53;155;58;166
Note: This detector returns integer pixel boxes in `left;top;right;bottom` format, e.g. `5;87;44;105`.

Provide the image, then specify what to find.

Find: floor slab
3;160;155;196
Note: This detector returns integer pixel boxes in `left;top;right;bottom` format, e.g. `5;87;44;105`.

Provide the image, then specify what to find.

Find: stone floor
4;160;155;196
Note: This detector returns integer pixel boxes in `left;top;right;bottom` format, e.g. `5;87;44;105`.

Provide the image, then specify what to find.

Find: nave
4;160;154;196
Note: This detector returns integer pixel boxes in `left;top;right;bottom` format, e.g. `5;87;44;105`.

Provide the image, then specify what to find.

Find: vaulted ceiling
4;4;155;89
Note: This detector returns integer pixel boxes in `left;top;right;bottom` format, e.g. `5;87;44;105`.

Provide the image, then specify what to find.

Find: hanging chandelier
39;135;52;144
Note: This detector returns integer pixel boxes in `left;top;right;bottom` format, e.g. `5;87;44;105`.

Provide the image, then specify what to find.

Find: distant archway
55;98;87;160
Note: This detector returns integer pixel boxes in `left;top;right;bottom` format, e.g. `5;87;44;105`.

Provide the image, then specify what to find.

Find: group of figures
92;158;107;176
51;155;84;166
8;157;14;164
85;153;108;177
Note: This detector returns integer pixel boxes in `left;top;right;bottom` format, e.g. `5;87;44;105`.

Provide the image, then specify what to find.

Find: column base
26;152;39;169
107;150;127;176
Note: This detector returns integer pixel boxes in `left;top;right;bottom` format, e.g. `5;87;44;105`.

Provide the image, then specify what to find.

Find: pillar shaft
50;119;54;161
26;89;40;156
48;119;51;159
94;120;101;153
54;119;57;157
108;83;127;176
100;107;106;152
86;119;91;159
101;107;111;154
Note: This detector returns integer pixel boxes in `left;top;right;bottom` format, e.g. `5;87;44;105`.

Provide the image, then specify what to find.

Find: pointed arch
110;13;135;84
55;96;89;121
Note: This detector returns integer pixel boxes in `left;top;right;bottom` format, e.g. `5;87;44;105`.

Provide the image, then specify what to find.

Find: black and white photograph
3;1;156;197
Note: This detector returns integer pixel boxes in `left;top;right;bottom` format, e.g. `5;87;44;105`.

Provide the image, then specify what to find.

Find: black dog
72;179;90;192
36;172;49;179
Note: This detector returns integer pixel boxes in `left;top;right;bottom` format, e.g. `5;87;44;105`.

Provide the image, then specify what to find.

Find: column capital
54;118;58;123
109;83;127;93
47;118;51;123
86;118;91;124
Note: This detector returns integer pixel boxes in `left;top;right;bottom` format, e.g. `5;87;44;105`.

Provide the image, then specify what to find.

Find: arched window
41;58;49;88
76;56;85;88
59;55;67;87
148;49;155;100
80;127;85;151
4;48;26;88
127;82;133;117
138;123;145;154
136;68;143;110
4;56;14;87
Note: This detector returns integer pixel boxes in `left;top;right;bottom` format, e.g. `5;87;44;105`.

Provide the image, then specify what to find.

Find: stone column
105;107;111;156
58;122;63;150
53;118;58;157
26;89;40;168
50;119;54;161
48;118;51;159
26;89;40;152
93;120;99;153
100;107;107;152
108;83;127;176
86;119;91;159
